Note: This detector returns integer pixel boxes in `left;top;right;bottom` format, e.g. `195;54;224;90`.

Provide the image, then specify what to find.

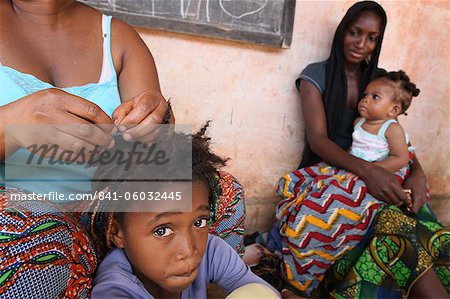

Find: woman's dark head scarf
299;1;387;168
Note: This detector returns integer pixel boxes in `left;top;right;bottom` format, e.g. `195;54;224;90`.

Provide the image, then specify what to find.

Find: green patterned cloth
319;204;450;298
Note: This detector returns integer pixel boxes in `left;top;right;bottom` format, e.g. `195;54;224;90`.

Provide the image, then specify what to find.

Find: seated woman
247;1;449;298
0;0;244;297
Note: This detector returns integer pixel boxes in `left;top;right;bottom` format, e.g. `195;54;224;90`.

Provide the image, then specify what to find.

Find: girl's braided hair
88;121;228;253
375;70;420;115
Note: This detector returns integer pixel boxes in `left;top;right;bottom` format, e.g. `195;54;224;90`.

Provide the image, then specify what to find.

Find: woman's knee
208;171;246;255
0;200;97;298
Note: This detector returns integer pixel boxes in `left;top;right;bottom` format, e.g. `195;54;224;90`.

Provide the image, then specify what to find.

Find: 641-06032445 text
8;191;183;201
94;191;182;201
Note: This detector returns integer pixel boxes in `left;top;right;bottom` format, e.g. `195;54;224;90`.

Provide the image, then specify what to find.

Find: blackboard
78;0;296;48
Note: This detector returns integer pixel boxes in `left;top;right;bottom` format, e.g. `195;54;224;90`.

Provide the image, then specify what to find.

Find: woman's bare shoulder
0;0;10;9
109;17;155;76
110;17;145;47
75;1;103;17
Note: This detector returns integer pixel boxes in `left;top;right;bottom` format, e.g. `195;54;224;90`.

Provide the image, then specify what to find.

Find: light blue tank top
0;15;121;197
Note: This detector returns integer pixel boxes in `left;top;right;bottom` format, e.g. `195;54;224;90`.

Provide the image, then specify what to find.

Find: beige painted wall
135;0;450;230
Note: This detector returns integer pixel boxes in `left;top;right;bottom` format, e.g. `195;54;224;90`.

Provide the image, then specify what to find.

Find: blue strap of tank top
377;119;397;140
354;117;366;129
105;16;115;75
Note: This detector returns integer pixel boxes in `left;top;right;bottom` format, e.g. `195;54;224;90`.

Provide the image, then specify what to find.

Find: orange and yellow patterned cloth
275;162;449;297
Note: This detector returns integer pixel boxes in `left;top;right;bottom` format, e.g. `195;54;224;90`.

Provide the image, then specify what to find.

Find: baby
350;70;419;171
90;124;280;299
348;70;420;207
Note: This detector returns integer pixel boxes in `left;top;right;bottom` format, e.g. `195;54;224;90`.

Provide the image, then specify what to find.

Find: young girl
90;125;280;299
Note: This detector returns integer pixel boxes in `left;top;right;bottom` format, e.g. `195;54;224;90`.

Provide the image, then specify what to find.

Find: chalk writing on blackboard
79;0;295;48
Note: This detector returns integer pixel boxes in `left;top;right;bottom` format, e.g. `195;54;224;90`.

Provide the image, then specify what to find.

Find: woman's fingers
409;187;426;214
49;110;115;149
376;189;399;205
364;164;409;205
411;199;424;214
111;90;172;142
53;90;113;128
119;108;164;141
404;174;427;214
57;123;114;151
22;123;114;162
389;184;409;206
55;92;115;147
4;89;117;163
28;89;115;136
36;130;97;163
121;124;160;142
115;90;168;127
112;100;133;125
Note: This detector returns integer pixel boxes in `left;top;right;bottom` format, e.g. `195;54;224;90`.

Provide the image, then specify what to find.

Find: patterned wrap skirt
276;162;449;297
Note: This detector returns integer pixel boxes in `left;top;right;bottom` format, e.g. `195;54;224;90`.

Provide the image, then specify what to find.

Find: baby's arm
345;117;363;181
374;122;409;172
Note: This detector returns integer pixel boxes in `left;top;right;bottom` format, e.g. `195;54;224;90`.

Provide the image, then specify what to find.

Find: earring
365;55;372;64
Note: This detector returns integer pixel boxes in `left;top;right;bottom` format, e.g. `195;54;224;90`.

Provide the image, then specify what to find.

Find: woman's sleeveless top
297;61;358;150
0;15;121;197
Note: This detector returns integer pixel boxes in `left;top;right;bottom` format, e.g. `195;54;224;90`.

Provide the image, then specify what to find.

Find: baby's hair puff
375;70;420;115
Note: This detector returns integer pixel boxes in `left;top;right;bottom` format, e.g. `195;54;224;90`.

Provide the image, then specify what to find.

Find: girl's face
343;10;382;65
111;181;210;297
358;79;400;121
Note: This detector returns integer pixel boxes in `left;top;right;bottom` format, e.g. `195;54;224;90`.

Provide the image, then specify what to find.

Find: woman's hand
403;155;428;213
1;88;115;160
360;162;409;206
112;90;174;142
